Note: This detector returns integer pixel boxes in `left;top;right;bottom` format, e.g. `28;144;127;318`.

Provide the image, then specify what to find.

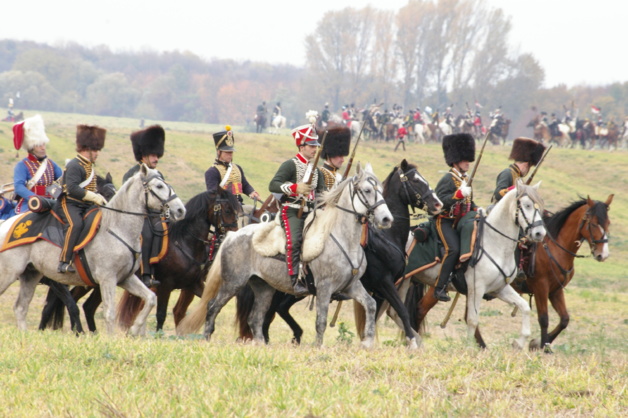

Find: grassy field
0;112;626;416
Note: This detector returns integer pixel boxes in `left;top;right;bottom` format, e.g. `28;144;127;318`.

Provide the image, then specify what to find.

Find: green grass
0;111;626;416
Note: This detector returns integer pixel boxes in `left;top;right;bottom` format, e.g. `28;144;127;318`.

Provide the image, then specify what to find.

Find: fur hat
13;114;49;151
442;133;475;166
213;125;235;152
509;137;545;166
320;123;351;159
76;125;106;151
131;125;165;161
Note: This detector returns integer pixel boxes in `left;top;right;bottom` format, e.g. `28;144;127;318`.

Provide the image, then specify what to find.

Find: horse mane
317;167;377;208
544;197;608;239
382;162;417;196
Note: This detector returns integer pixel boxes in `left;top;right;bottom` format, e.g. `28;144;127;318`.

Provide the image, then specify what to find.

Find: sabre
440;291;460;328
525;144;552;185
297;130;328;218
341;120;366;180
467;130;490;188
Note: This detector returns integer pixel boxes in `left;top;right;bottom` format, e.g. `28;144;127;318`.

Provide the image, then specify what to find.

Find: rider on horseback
12;115;63;216
122;125;166;287
433;133;478;302
319;124;351;189
205;125;260;203
269;120;325;294
57;125;107;274
493;137;546;280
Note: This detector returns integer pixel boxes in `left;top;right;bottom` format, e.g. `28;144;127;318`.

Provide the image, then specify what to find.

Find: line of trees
1;0;627;136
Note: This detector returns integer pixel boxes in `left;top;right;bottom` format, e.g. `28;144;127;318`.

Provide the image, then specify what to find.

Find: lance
467;130;490;188
297;130;328;218
341;120;366;181
525;144;552;185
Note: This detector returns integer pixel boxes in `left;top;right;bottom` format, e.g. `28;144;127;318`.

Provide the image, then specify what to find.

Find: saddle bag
412;222;431;243
28;195;56;213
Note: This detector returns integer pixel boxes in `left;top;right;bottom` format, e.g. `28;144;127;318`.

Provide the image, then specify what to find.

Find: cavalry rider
320;103;331;127
269;121;325;294
549;113;561;137
273;102;282;119
12;114;63;215
493;137;546;203
394;123;408;152
205;125;260;203
341;105;351;126
433;133;478;302
56;125;107;274
319;124;351;189
122;125;167;287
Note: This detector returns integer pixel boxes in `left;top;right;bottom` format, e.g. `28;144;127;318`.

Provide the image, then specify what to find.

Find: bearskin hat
319;123;351;159
76;125;106;151
213;125;235;152
442;133;475;167
13;114;49;151
131;125;165;161
509;137;546;166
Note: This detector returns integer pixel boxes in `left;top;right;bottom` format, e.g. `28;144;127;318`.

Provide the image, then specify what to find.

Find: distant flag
591;105;601;114
475;101;483;108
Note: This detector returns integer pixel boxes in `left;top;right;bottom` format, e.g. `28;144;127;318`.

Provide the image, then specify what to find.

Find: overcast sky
1;0;623;87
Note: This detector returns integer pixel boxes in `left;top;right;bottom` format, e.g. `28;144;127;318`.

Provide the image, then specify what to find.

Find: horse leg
465;277;486;348
416;287;439;333
546;288;570;348
173;288;196;327
203;283;242;342
155;286;172;332
15;273;42;331
39;278;84;334
495;285;531;350
247;278;276;344
313;286;333;347
274;293;304;344
80;288;101;333
118;275;157;336
378;274;421;349
343;282;376;349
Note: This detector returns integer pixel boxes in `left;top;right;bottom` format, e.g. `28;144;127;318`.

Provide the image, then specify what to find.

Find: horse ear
364;162;373;174
400;159;408;170
105;172;112;183
587;195;594;207
605;194;614;206
532;180;541;191
140;163;149;177
355;161;362;175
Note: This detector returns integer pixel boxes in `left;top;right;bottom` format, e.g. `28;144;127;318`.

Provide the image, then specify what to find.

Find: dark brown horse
514;195;614;352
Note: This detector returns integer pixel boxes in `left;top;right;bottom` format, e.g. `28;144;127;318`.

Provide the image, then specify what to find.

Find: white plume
306;110;318;124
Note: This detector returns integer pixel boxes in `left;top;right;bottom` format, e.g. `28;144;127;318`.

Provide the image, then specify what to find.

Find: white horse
0;165;186;335
177;163;393;348
350;120;361;138
269;114;287;134
394;180;546;349
414;123;427;144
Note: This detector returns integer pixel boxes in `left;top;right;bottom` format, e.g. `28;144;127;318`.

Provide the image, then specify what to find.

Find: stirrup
142;274;160;287
58;262;76;274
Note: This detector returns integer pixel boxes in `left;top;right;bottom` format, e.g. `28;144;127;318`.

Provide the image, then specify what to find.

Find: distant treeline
1;1;627;134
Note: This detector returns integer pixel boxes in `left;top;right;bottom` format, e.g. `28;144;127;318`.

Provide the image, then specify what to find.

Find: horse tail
176;250;224;335
353;300;366;340
234;285;255;341
39;287;66;330
116;290;144;330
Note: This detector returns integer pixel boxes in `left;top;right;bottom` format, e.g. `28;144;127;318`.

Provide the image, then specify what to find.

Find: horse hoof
528;338;541;351
360;339;374;350
511;339;524;350
407;337;420;351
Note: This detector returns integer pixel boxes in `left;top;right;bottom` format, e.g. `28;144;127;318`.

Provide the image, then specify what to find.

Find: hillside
1;111;626;289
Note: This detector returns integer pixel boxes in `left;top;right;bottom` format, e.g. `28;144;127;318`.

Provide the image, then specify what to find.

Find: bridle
514;191;544;236
210;194;239;236
143;172;180;220
336;174;387;224
397;167;435;214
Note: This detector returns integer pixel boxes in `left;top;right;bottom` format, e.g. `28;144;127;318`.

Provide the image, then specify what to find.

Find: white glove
84;191;107;206
295;183;312;195
458;180;472;198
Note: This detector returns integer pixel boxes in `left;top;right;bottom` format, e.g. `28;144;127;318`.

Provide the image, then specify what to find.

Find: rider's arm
13;161;35;200
493;168;513;202
239;166;255;196
63;160;88;200
204;166;221;192
269;160;297;196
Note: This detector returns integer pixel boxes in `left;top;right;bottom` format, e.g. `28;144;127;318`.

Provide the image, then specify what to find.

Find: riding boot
290;269;308;295
58;261;76;274
433;274;451;302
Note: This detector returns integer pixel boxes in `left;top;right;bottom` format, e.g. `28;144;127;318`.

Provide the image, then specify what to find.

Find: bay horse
0;165;186;335
397;181;547;349
254;112;266;133
40;189;242;333
513;195;613;352
234;160;443;348
177;164;393;348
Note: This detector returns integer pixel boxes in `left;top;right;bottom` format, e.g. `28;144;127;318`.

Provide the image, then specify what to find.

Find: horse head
140;164;186;221
395;159;442;215
211;188;242;235
580;194;613;261
351;163;393;229
515;180;546;242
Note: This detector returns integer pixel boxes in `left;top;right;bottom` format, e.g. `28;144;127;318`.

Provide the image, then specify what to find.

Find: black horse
235;159;442;345
39;188;242;333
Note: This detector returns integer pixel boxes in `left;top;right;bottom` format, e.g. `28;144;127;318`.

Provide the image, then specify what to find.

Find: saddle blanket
1;208;101;252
